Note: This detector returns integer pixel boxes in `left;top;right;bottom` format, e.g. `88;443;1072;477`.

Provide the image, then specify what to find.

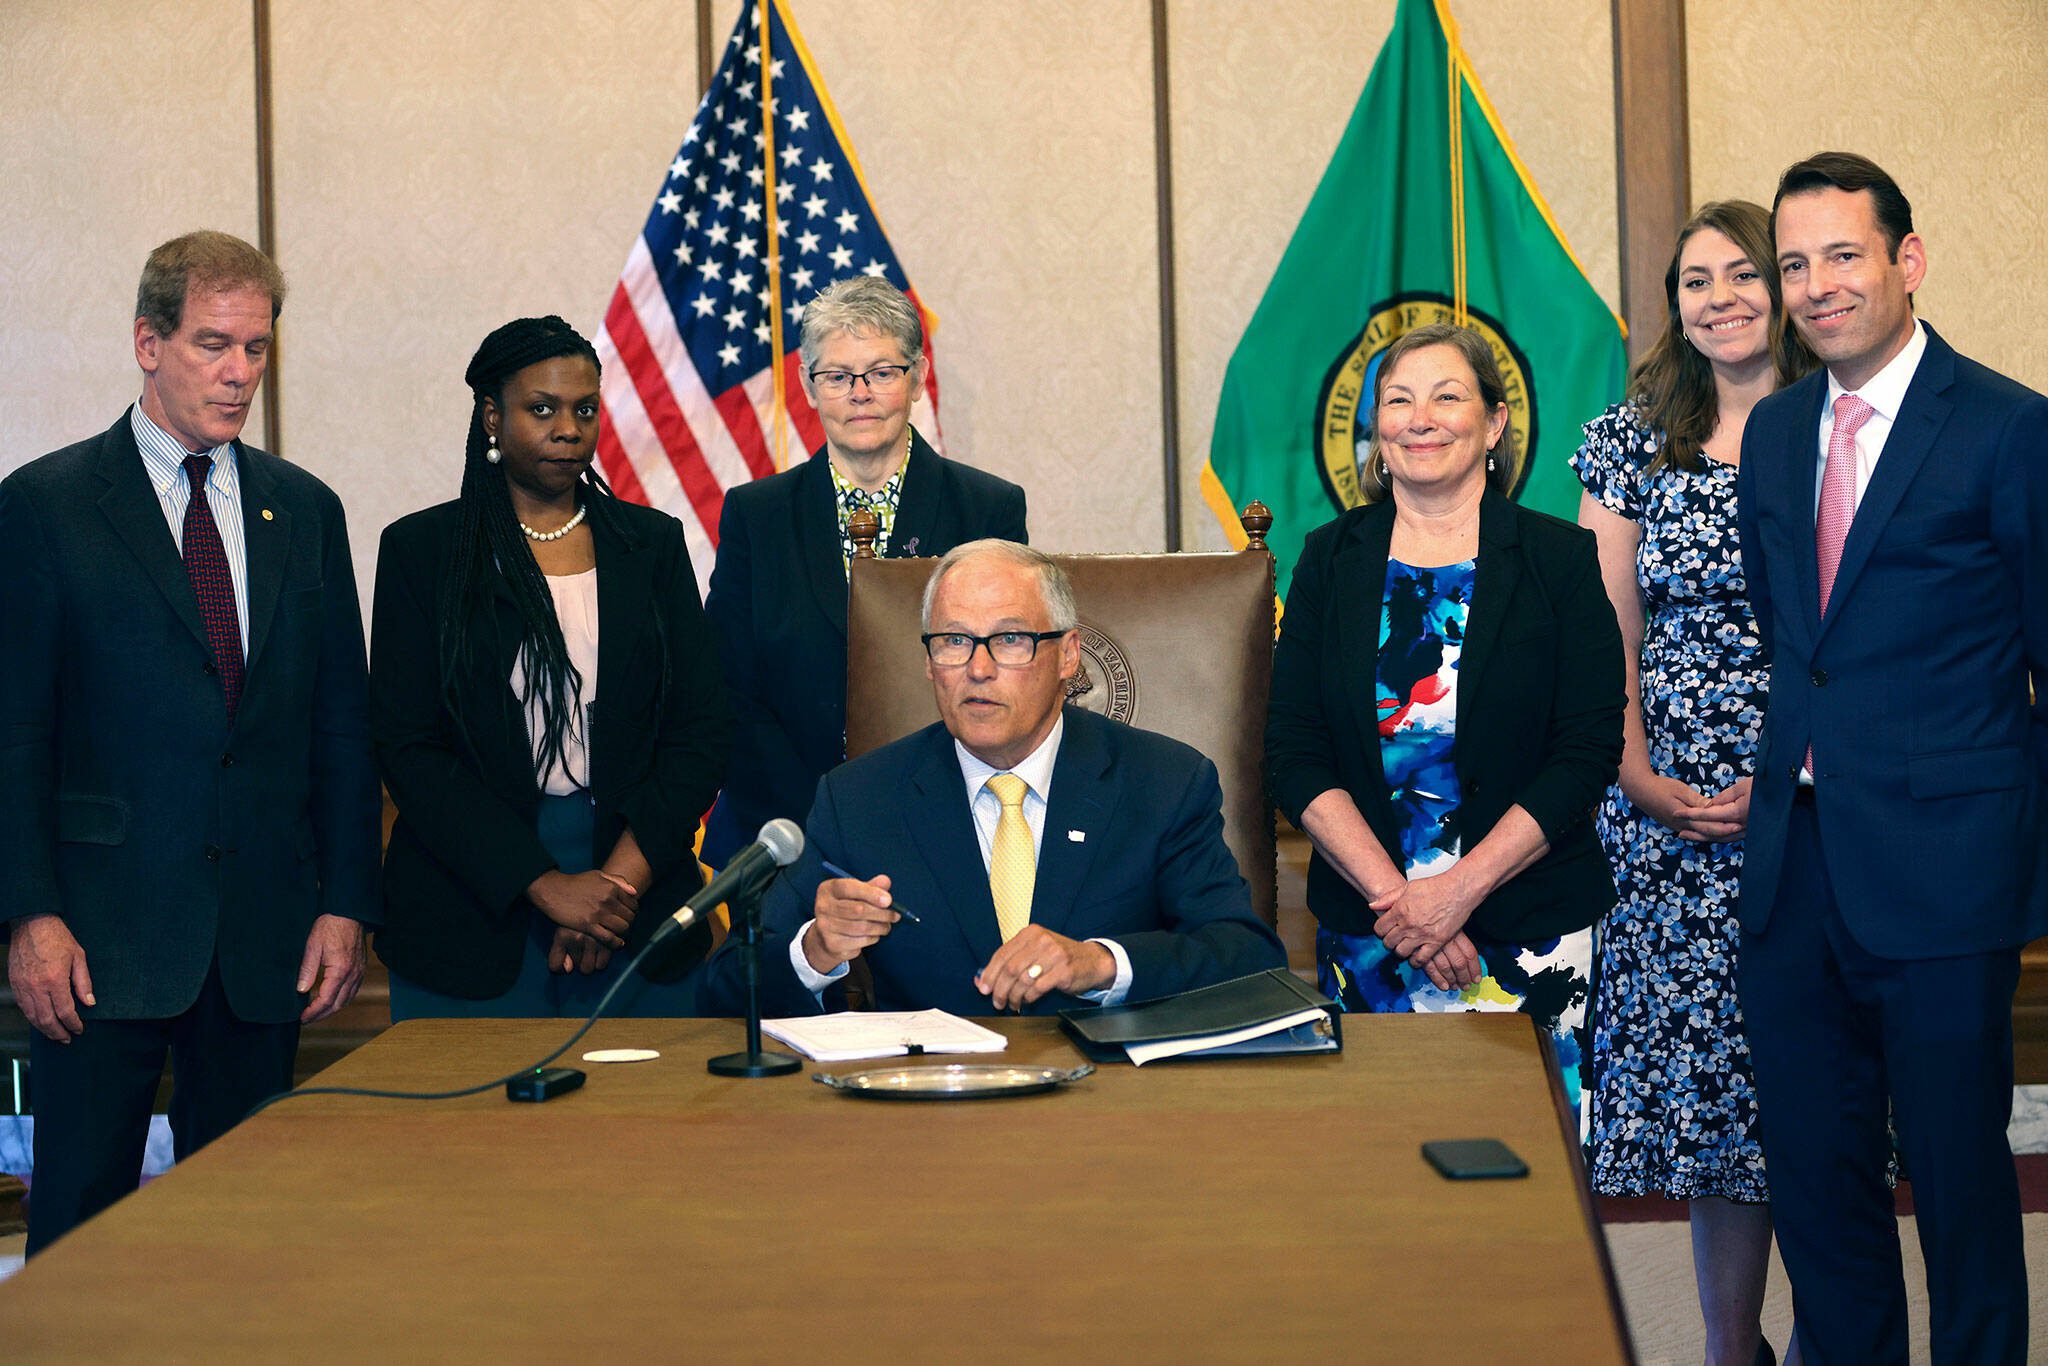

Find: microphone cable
241;817;802;1119
241;926;687;1119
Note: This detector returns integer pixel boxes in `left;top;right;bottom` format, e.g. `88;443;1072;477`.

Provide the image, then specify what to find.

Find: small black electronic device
1421;1137;1529;1180
506;1067;586;1102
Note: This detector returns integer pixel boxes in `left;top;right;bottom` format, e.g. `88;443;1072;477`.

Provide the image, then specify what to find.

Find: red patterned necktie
1806;393;1875;774
181;454;244;717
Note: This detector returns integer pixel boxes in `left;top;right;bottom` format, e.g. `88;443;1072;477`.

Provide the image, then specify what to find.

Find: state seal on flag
1062;623;1138;723
1313;293;1537;511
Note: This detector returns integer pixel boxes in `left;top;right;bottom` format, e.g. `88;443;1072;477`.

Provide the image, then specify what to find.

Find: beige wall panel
267;0;700;604
0;1;261;472
1689;0;2048;390
710;0;1165;553
1169;0;1618;549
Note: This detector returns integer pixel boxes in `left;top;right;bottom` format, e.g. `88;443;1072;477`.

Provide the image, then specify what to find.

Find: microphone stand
708;878;800;1078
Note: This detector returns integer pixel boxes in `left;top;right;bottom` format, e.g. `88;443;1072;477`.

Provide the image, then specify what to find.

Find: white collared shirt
1814;318;1928;516
1800;319;1929;784
791;713;1134;1005
954;713;1064;866
131;404;250;654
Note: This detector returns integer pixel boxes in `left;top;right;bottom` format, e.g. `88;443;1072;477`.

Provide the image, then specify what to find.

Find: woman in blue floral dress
1574;201;1813;1366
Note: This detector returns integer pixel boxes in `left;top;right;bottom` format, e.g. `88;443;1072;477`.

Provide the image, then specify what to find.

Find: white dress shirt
131;404;249;654
791;713;1135;1004
1814;319;1928;515
1801;319;1929;782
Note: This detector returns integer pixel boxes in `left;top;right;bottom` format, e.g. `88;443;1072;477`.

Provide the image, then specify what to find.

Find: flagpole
761;0;788;472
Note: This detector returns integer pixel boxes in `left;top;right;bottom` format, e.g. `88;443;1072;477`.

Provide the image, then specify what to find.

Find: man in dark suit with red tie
1736;153;2048;1363
0;232;381;1254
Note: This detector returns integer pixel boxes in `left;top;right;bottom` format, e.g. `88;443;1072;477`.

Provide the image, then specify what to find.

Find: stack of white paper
762;1009;1009;1063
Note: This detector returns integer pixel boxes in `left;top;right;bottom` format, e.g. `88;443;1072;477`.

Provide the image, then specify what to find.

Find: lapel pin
1067;830;1085;843
261;508;274;521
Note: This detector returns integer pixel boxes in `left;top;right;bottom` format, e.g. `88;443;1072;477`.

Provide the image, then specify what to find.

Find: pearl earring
487;434;502;464
1487;451;1497;473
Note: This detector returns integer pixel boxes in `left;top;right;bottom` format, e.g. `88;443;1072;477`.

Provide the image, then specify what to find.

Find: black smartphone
1421;1137;1529;1180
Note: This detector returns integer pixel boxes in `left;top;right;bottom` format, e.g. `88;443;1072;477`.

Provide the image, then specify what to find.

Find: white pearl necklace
519;503;588;542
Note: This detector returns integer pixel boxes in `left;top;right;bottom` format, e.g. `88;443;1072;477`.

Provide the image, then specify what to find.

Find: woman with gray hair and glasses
702;275;1027;867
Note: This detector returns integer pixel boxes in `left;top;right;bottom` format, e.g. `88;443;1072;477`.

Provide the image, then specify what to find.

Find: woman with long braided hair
370;316;731;1018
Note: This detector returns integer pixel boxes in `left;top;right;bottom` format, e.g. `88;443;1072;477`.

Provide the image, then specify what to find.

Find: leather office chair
842;504;1278;926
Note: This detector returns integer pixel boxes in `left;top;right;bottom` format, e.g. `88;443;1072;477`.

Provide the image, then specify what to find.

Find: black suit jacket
369;497;731;998
1266;492;1623;943
705;707;1285;1017
1736;324;2048;956
0;413;381;1023
700;430;1026;864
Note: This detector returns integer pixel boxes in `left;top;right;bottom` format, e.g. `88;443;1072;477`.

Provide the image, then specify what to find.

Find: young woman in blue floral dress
1574;200;1814;1366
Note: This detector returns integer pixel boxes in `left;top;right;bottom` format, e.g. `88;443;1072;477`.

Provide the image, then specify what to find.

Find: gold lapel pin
261;508;274;520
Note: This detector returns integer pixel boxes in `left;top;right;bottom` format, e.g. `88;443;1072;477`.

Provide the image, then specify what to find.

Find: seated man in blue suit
710;539;1284;1017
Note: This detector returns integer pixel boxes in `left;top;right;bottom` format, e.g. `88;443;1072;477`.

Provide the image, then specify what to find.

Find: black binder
1058;968;1342;1064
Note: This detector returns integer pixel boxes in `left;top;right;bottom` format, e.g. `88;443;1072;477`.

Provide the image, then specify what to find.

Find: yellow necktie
985;773;1034;941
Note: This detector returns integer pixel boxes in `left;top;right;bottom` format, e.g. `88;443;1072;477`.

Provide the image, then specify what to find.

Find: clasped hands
802;873;1114;1010
528;868;641;974
1628;771;1752;843
1370;866;1484;992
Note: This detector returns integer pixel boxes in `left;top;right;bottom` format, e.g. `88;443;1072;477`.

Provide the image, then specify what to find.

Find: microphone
651;818;805;944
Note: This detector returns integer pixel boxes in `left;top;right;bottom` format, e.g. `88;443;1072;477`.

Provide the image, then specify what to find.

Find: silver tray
813;1061;1095;1100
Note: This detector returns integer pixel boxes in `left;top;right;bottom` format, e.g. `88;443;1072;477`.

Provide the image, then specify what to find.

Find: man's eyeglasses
921;630;1067;668
808;363;913;398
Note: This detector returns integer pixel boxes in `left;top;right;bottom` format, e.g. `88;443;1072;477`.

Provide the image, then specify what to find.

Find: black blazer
700;430;1026;864
370;497;731;998
1266;492;1623;943
0;414;381;1023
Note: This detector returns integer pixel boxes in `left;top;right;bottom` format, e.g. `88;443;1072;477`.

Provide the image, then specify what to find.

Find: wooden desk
0;1016;1629;1363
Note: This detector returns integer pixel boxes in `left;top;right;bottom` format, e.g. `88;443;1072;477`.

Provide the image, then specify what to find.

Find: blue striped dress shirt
130;404;251;654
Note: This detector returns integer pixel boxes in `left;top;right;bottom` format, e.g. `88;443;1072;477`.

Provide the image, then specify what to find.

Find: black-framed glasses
921;630;1067;668
808;363;913;398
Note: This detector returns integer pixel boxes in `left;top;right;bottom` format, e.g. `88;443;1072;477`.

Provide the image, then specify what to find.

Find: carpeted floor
1605;1212;2048;1364
1601;1086;2048;1362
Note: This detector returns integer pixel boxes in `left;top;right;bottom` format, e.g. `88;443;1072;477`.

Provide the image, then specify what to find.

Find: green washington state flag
1203;0;1626;595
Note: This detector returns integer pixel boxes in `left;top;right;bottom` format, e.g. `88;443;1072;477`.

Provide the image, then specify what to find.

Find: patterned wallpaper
4;0;2040;603
1689;0;2048;392
264;0;703;605
708;0;1166;557
0;0;262;463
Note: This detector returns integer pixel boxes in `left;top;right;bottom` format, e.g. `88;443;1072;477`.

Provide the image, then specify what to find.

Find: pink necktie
1807;393;1874;774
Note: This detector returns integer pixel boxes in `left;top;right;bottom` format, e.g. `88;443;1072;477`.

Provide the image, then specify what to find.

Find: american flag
595;0;940;590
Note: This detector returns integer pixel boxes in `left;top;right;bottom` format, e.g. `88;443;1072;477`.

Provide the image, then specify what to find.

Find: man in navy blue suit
712;539;1284;1018
1;233;380;1254
1736;153;2048;1364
